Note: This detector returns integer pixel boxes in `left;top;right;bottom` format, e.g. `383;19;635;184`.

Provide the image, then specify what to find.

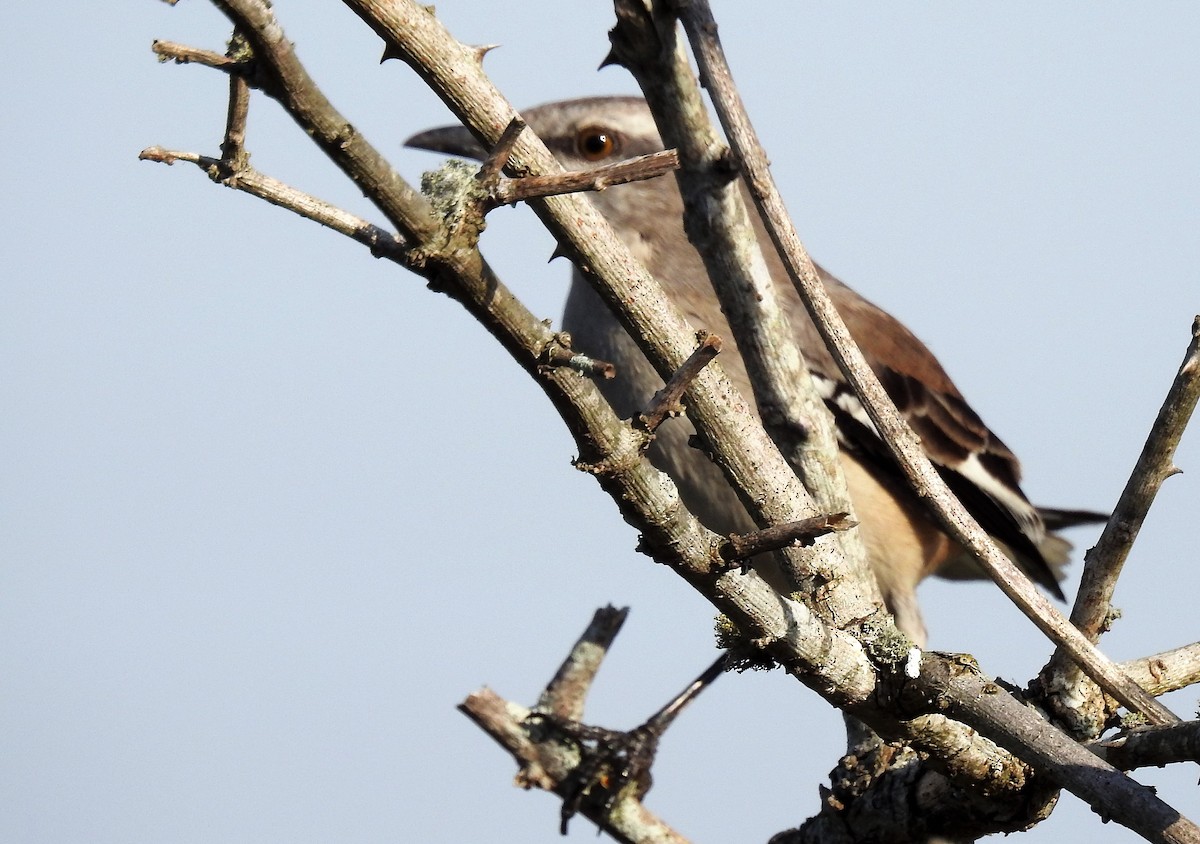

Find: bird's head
405;95;664;172
405;96;684;233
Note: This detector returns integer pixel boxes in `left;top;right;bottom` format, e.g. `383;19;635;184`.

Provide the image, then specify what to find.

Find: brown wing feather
811;266;1064;594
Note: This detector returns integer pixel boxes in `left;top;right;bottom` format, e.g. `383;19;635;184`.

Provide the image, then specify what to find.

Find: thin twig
538;334;617;380
139;146;408;261
492;149;679;206
644;652;729;730
152;39;240;68
476;116;526;183
1090;721;1200;771
718;514;857;564
637;331;722;433
210;0;444;246
1070;317;1200;642
219;31;251;168
537;606;629;721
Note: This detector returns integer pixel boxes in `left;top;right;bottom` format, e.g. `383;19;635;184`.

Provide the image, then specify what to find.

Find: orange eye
575;127;618;161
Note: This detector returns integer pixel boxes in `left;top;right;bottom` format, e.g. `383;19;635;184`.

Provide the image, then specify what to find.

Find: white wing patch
812;373;1045;546
812;373;878;437
953;453;1045;542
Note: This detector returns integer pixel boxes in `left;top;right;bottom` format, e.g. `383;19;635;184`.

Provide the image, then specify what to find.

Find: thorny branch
350;0;876;620
142;1;1200;841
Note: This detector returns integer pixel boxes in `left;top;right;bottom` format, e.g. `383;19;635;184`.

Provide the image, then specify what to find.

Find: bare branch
548;654;731;835
461;690;690;844
1038;318;1199;736
459;611;696;843
138;147;408;261
780;728;1056;844
347;0;885;632
1073;316;1200;641
491;149;680;206
164;0;887;728
1121;643;1200;698
146;2;1200;841
537;605;629;721
719;514;857;564
888;653;1200;844
1091;721;1200;771
152;39;240;69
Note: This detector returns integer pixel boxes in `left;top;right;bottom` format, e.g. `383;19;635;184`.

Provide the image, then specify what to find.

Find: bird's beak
404;124;488;161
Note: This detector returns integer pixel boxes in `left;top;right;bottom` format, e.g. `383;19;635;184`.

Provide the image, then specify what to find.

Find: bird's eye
575;127;619;161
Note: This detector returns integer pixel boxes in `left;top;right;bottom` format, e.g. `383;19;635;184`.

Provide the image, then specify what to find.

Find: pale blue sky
2;3;1197;842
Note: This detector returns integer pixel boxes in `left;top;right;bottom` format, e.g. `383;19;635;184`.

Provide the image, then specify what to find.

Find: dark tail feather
1037;507;1109;531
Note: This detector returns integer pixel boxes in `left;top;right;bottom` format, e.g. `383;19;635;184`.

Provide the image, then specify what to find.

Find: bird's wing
812;266;1065;596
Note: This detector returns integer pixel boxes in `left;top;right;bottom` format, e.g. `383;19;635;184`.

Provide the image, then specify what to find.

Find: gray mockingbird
407;96;1104;645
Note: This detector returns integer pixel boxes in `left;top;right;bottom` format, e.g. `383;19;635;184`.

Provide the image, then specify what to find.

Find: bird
407;96;1106;645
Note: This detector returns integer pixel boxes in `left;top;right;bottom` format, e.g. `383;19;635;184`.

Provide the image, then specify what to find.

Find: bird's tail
933;505;1108;595
1036;506;1109;531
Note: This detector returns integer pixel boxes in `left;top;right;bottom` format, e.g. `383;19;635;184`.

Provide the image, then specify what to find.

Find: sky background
2;2;1198;842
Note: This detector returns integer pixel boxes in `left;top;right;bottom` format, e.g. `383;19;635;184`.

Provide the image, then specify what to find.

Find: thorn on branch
717;513;857;567
470;43;500;64
637;331;722;433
